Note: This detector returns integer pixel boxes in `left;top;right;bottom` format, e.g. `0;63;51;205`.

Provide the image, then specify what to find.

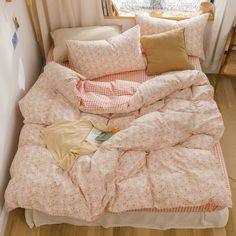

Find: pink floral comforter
5;63;232;221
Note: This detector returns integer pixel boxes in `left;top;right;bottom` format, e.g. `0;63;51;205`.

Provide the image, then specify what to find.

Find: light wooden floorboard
4;75;236;236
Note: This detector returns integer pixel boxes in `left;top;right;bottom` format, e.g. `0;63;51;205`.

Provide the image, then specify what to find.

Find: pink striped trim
213;143;231;193
108;203;223;214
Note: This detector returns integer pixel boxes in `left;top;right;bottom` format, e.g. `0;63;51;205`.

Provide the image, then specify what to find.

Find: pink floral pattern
136;14;209;59
4;62;232;222
66;25;146;79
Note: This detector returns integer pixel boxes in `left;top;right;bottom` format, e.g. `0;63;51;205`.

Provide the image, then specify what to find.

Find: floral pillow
66;25;146;80
136;13;209;59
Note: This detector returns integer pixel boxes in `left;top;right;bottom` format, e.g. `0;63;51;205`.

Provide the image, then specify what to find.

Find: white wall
104;18;136;31
0;0;42;214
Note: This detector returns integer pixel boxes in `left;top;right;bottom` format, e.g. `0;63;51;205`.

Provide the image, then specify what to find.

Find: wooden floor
3;75;236;236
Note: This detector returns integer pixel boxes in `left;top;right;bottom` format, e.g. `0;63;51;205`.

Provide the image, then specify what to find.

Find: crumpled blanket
4;62;232;221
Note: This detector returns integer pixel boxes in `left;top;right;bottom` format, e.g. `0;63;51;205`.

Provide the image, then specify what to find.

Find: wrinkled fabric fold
5;62;231;221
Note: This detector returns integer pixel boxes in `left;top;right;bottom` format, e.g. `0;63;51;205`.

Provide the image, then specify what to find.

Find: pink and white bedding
46;46;202;72
66;25;146;79
5;55;232;222
136;14;209;59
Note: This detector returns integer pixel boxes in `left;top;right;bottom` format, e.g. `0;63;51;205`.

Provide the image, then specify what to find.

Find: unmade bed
4;49;232;229
4;16;233;229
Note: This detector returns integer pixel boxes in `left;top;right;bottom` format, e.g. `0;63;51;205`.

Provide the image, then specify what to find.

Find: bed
4;18;232;229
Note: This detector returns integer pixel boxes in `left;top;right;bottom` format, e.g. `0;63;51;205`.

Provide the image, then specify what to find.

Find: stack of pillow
51;14;209;79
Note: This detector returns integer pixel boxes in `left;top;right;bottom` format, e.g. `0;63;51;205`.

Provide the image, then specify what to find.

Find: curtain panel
26;0;104;59
203;0;236;73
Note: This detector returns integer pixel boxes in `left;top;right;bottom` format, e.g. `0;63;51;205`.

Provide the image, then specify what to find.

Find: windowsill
104;11;214;21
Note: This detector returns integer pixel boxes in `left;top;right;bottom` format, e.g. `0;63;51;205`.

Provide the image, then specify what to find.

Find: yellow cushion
141;29;194;76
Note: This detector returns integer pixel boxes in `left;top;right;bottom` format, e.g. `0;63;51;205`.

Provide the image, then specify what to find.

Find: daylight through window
111;0;209;14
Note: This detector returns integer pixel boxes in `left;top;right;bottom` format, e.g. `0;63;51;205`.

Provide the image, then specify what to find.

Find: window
106;0;211;16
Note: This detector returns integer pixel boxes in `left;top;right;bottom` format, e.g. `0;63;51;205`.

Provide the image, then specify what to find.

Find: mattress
19;49;231;228
25;208;229;229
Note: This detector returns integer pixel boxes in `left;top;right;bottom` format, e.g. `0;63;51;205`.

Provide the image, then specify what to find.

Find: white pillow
51;25;122;62
66;25;146;80
136;14;209;59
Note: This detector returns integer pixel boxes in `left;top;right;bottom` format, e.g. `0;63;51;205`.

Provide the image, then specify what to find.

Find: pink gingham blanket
76;79;141;113
5;62;232;221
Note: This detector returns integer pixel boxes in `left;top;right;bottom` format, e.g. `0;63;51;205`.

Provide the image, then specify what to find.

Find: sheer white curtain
113;0;202;12
27;0;104;58
203;0;236;73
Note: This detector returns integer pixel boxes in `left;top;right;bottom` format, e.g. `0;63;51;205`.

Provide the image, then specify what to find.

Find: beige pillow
141;29;194;76
136;14;209;59
51;25;122;62
66;25;146;79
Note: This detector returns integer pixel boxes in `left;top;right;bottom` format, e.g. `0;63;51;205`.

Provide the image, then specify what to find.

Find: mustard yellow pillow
141;29;194;76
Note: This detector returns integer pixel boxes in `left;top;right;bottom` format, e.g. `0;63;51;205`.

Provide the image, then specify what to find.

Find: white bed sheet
25;208;229;229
